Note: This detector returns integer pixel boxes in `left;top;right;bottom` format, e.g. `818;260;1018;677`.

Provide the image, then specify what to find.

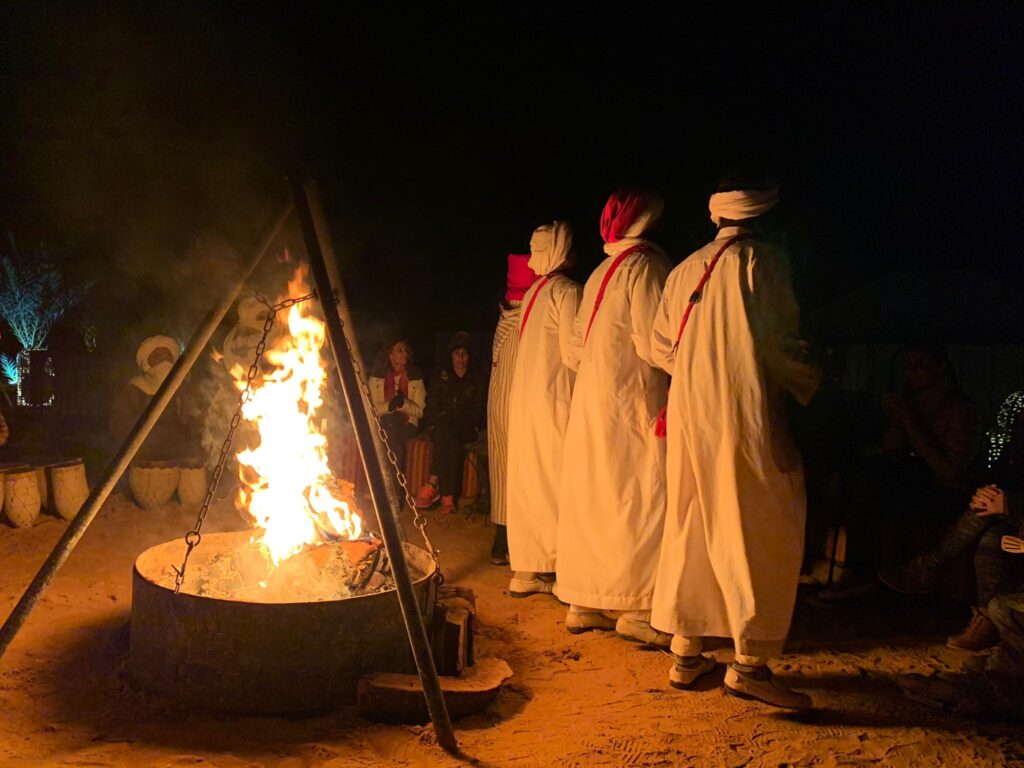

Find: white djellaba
649;185;820;709
505;221;581;597
555;190;670;646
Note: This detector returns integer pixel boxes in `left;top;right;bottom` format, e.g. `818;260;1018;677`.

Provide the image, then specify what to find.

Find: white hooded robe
649;227;820;657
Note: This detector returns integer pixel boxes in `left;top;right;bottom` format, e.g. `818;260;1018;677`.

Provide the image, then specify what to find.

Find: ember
156;536;395;603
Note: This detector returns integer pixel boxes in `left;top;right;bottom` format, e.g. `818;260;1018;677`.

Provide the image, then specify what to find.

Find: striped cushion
405;436;433;494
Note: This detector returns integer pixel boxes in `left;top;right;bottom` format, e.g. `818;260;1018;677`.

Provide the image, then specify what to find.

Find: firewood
356;657;513;723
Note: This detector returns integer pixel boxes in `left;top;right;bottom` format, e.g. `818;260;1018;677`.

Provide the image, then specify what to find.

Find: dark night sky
1;4;1022;364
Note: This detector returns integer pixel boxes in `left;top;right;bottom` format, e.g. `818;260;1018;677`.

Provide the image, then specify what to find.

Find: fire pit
129;530;435;714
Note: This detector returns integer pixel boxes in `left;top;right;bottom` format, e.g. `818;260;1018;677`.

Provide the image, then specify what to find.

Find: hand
1001;535;1024;555
389;393;405;411
971;485;1007;517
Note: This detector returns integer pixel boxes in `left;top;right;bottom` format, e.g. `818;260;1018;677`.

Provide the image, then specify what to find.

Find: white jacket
369;372;427;426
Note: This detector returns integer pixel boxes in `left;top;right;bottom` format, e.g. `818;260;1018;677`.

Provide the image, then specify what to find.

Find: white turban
708;187;780;226
528;220;574;276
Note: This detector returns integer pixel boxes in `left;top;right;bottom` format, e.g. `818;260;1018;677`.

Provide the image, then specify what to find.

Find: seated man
831;342;976;596
882;395;1024;651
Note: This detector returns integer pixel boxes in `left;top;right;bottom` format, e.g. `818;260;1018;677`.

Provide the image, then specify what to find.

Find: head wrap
528;221;574;276
708;187;780;226
505;254;537;302
131;335;180;395
599;189;665;243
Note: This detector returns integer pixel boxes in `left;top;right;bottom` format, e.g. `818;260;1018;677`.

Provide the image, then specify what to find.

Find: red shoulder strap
584;245;645;344
519;275;552;338
672;234;750;351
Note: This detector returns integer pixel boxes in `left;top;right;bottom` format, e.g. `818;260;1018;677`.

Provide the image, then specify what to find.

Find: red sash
655;233;750;438
584;245;645;344
671;234;750;351
519;275;552;338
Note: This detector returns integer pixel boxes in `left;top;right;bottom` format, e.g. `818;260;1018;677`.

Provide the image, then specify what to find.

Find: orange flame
234;265;362;566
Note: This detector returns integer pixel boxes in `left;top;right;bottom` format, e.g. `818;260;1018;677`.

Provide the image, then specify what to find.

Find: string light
987;391;1024;468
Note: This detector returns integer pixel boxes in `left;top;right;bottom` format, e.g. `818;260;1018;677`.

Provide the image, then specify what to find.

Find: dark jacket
423;363;485;432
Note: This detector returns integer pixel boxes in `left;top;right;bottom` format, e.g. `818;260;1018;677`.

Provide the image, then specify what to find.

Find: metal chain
329;305;440;571
172;291;316;594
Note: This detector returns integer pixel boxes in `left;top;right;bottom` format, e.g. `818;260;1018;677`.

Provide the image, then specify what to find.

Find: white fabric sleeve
564;282;587;373
649;269;680;374
629;254;670;368
747;248;821;406
556;280;584;370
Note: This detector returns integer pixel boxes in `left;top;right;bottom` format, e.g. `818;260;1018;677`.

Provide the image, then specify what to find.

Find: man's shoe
414;483;439;509
669;654;717;689
565;605;617;634
438;495;456;514
947;609;1000;652
509;572;555;598
878;556;940;595
724;665;812;710
615;614;672;648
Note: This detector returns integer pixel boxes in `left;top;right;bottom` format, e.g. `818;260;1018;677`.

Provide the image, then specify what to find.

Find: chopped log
357;657;513;723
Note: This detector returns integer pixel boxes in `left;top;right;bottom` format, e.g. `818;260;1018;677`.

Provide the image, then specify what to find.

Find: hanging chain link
330;309;439;572
171;287;439;593
172;291;316;594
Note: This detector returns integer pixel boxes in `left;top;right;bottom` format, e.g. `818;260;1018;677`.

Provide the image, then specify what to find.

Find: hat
505;254;537;302
599;188;664;243
447;331;472;354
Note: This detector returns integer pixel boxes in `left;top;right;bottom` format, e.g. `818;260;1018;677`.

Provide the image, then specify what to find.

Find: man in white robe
649;179;820;709
506;222;582;596
556;189;671;646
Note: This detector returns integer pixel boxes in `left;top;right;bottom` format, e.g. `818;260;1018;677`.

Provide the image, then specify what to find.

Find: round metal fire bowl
129;531;435;715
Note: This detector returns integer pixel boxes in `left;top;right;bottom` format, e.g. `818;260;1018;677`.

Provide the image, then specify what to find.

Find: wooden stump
357;657;512;723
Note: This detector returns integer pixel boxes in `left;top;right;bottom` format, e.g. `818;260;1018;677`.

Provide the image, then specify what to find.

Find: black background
1;3;1022;369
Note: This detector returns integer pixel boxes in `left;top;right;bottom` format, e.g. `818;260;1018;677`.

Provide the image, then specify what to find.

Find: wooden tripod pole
289;178;459;755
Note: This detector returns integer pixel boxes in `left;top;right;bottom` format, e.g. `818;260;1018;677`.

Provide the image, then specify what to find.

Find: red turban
505;253;537;302
599;188;663;244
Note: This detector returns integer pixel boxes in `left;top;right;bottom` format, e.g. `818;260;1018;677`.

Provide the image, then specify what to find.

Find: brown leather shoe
947;608;1000;652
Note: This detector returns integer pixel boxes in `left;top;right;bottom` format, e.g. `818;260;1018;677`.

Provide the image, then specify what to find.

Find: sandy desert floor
0;492;1022;767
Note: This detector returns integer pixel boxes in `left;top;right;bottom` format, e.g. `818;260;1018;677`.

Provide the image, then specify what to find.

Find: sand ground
0;494;1022;767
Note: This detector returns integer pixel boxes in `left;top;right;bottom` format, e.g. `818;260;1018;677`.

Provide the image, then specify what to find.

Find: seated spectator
414;332;485;514
829;342;976;596
881;393;1024;651
368;339;426;473
109;335;196;462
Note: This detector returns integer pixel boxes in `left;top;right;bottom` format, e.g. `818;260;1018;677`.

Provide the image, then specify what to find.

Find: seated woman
414;332;485;514
881;392;1024;651
368;339;426;473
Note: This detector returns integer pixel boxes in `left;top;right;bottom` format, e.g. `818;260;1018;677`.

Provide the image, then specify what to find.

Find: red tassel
654;406;667;438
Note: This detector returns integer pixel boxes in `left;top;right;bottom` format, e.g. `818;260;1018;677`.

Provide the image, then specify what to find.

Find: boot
669;654;717;689
724;664;812;710
565;605;617;634
947;608;1000;652
878;555;940;595
509;571;556;598
615;613;672;648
